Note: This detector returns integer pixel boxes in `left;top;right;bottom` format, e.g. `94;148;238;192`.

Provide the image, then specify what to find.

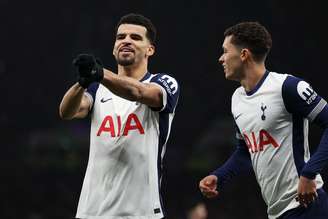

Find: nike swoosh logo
234;113;242;120
100;97;112;103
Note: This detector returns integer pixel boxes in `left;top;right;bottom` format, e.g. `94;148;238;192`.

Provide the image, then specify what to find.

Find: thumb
205;178;215;186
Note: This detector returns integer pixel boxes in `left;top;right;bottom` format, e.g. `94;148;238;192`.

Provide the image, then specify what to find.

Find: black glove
72;54;104;88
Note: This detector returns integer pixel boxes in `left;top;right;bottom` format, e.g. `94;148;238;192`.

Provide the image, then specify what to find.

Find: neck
240;63;266;92
117;60;148;80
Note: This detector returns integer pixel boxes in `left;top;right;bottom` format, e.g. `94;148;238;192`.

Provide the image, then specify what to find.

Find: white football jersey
232;71;326;219
76;72;179;219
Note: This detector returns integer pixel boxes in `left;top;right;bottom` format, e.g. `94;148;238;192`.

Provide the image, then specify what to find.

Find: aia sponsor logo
97;113;144;137
243;129;279;153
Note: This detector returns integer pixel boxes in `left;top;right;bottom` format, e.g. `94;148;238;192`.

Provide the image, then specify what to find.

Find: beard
117;58;134;66
116;54;135;66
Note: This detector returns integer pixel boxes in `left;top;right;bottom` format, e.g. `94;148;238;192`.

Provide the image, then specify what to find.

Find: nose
218;55;224;65
122;35;133;44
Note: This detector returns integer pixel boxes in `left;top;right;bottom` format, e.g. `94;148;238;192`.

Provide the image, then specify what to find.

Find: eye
116;34;126;40
130;34;142;41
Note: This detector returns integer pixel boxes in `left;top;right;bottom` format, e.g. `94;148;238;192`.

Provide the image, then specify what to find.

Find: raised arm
101;69;163;108
72;54;164;109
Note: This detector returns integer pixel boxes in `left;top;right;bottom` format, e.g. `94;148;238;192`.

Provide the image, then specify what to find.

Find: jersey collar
246;70;269;96
140;72;151;82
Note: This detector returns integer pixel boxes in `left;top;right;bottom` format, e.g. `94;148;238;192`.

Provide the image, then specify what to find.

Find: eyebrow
116;33;143;39
130;33;143;39
116;33;126;37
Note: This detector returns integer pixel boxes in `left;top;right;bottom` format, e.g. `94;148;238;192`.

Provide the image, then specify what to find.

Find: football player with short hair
60;13;179;219
199;21;328;219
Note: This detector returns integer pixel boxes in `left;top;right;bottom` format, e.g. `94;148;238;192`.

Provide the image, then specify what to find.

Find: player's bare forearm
101;69;162;108
59;83;89;120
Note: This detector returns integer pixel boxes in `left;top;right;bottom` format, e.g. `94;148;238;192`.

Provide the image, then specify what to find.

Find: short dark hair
116;13;157;45
224;22;272;62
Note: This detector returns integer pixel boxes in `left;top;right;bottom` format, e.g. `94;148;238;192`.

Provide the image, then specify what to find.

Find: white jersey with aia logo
76;72;179;219
232;71;326;219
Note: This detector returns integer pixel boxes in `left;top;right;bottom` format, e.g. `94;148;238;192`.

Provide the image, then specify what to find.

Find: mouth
119;46;135;55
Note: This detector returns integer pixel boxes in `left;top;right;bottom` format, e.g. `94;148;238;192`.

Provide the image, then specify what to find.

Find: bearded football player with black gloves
60;14;180;219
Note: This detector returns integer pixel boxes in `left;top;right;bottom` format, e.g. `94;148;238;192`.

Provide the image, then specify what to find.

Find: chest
232;86;294;154
91;86;150;138
233;92;288;131
93;86;143;116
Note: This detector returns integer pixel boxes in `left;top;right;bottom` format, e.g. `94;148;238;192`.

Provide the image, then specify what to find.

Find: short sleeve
282;76;327;121
85;82;99;111
150;73;180;113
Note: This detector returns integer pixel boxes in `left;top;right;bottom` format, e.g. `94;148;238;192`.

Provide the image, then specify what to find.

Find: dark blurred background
1;0;328;218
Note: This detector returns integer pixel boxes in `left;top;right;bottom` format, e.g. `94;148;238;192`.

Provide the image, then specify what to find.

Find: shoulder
232;86;244;99
282;73;303;84
150;72;178;82
269;71;288;78
267;71;289;85
282;74;312;98
281;73;323;116
149;72;180;95
232;86;242;95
